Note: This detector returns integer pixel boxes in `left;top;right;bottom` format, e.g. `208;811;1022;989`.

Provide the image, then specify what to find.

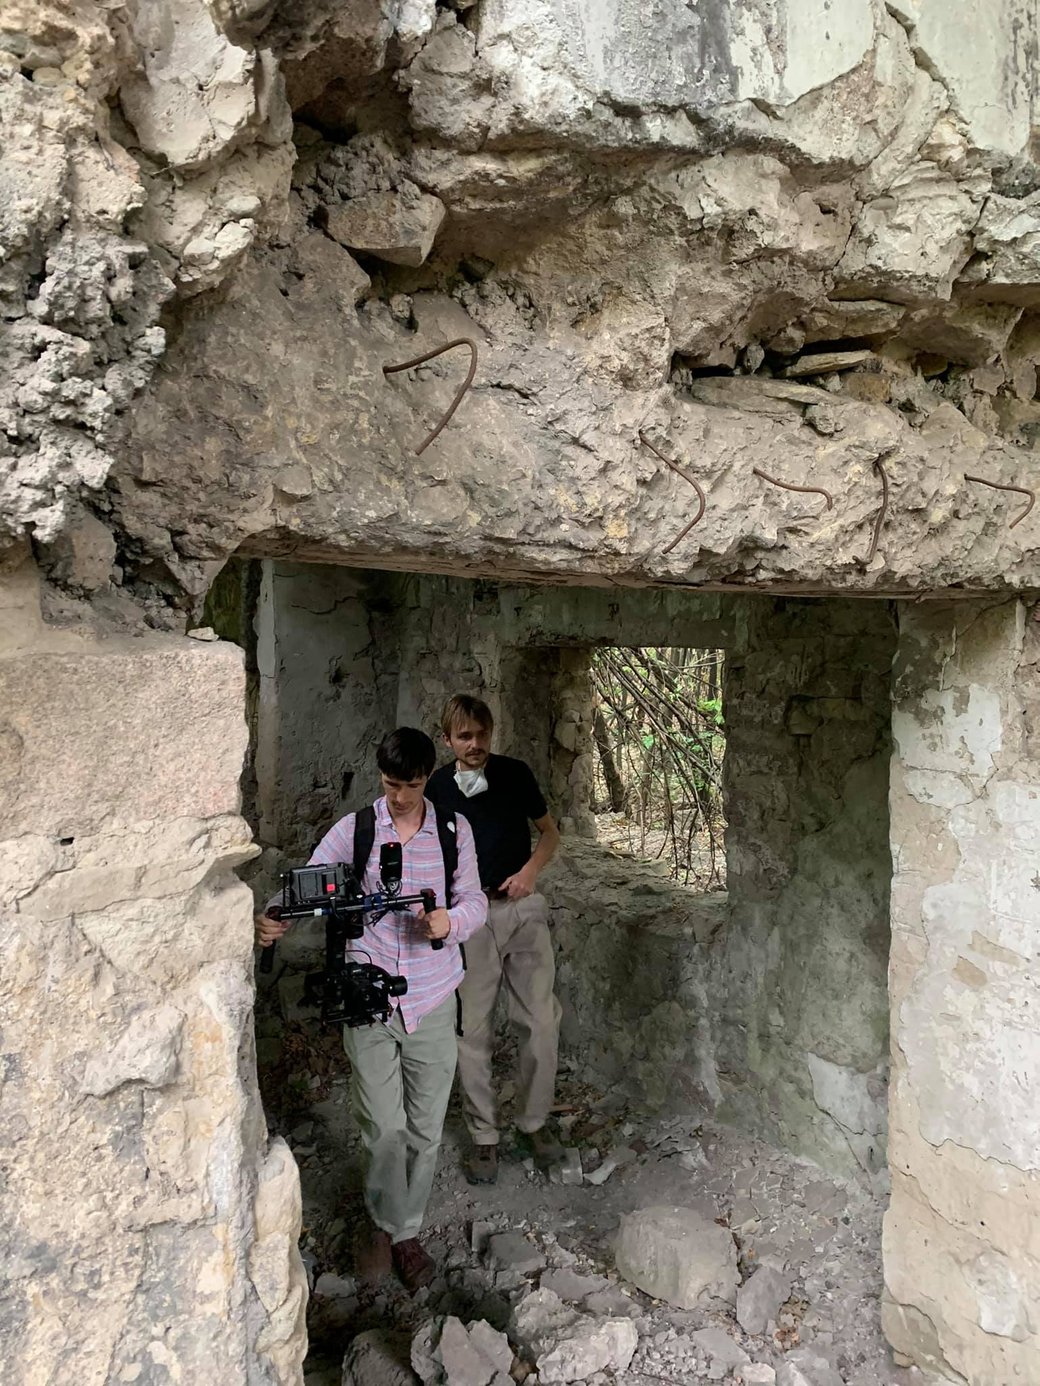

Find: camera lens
387;975;408;997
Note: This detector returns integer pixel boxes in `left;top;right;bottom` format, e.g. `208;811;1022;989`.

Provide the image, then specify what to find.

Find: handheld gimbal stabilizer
258;842;444;1027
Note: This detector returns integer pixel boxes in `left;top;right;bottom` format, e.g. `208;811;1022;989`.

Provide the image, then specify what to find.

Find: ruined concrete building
3;1;1040;1382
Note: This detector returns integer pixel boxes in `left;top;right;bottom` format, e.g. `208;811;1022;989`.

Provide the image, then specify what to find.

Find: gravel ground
256;1005;934;1386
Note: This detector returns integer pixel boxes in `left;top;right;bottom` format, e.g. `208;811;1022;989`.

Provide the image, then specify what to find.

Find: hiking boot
392;1237;435;1293
354;1222;392;1282
514;1123;564;1169
463;1143;499;1185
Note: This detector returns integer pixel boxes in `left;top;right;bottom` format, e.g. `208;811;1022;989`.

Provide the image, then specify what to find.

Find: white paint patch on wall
891;683;1003;783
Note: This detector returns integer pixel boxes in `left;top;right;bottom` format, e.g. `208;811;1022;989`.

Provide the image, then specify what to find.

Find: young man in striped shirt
255;728;487;1292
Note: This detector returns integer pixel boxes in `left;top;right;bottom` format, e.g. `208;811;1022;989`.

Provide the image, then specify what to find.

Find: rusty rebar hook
964;473;1036;530
638;429;707;555
752;467;833;511
862;447;895;567
382;337;478;455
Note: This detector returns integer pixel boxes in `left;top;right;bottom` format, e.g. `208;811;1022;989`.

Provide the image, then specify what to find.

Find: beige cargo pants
341;993;457;1242
456;892;562;1144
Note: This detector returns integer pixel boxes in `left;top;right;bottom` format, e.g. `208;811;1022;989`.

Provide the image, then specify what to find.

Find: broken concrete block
510;1289;637;1384
737;1266;794;1336
342;1329;417;1386
325;189;446;267
290;230;370;308
560;1149;583;1185
691;1328;749;1370
467;1322;513;1378
411;1315;512;1386
486;1232;545;1276
41;510;116;592
584;1145;637;1186
539;1269;609;1302
615;1205;739;1309
315;1272;356;1300
776;1348;846;1386
739;1366;777;1385
582;1287;639;1318
781;350;872;377
470;1221;494;1256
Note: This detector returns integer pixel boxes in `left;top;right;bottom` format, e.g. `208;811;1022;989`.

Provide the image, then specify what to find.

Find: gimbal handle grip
422;889;444;950
258;905;282;973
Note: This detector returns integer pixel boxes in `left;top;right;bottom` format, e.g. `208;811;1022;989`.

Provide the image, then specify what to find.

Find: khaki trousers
457;893;561;1144
341;993;457;1242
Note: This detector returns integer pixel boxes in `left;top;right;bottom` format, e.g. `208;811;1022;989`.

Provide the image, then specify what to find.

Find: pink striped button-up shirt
280;796;487;1033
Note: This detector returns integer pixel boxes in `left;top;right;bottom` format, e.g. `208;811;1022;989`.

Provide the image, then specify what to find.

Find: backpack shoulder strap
352;805;376;881
431;803;458;909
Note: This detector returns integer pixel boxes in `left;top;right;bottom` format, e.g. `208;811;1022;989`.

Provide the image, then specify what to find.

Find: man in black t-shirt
427;694;562;1184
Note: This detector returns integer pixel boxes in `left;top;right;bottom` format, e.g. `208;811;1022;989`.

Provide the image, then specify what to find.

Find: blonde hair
440;694;494;737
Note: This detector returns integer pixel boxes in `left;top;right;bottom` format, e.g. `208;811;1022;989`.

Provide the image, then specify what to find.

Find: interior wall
717;598;896;1183
249;563;738;856
0;552;306;1382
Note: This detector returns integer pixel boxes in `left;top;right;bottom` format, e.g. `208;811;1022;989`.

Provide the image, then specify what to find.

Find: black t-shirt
426;754;549;890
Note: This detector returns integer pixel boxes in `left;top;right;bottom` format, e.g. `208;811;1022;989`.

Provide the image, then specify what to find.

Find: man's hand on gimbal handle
256;907;289;973
420;889;447;950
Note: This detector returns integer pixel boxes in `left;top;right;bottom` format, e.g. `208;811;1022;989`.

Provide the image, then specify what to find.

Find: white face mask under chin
454;767;489;798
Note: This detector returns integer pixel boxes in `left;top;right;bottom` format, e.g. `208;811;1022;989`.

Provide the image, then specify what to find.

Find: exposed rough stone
775;1348;845;1386
325;189;446;267
0;2;291;549
692;1327;750;1369
80;1003;184;1096
343;1329;418;1386
782;350;873;377
486;1232;546;1276
0;576;301;1382
38;509;116;593
615;1206;739;1309
411;1316;512;1386
509;1290;637;1384
736;1267;795;1337
540;1270;609;1302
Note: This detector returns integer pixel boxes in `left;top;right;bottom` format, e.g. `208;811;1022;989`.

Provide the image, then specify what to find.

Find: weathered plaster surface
886;600;1040;1381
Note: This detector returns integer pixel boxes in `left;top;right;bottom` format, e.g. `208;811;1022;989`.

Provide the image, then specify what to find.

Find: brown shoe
392;1237;435;1293
464;1143;499;1185
354;1222;392;1282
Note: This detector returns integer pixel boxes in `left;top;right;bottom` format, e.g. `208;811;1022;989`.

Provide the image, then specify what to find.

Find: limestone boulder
615;1205;739;1309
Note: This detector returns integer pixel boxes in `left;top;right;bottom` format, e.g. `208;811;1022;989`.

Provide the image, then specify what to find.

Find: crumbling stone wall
0;551;306;1383
249;570;894;1181
885;600;1040;1382
548;840;726;1113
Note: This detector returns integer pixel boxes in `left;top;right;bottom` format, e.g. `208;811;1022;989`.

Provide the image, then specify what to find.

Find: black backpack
350;802;459;906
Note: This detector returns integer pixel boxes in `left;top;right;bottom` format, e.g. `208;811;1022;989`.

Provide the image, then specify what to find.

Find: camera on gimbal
261;843;438;1028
